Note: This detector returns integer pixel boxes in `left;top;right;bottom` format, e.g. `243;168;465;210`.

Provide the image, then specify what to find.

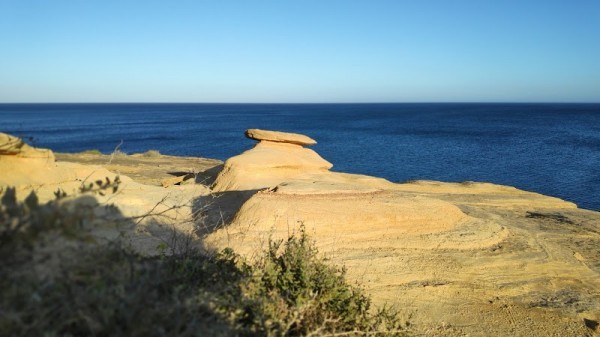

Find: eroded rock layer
212;140;333;192
203;129;600;337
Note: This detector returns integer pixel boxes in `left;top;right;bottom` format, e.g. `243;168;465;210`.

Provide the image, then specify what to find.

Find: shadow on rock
193;189;260;236
0;187;136;277
196;164;224;186
0;187;246;337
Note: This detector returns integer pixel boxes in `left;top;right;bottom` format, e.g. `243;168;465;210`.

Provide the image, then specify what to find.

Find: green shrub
245;228;377;335
80;149;103;155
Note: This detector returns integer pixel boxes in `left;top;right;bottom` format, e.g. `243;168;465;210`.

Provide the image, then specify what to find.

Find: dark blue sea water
1;103;599;211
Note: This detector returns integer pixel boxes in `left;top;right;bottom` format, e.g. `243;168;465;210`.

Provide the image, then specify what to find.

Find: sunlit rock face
205;129;600;337
244;128;318;146
212;129;332;192
0;132;55;160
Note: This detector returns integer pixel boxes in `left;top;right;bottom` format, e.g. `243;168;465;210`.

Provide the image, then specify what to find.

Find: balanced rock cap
245;129;317;146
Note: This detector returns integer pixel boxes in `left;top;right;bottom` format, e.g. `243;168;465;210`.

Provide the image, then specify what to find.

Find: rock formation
0;133;212;255
2;130;599;336
203;129;600;337
245;128;317;146
1;133;61;188
0;132;55;159
205;130;514;254
212;129;333;192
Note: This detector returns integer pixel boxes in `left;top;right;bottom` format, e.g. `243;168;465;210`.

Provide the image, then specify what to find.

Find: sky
1;0;599;103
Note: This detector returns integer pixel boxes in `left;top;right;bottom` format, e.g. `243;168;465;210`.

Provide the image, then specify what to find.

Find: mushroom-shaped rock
245;129;317;146
212;130;331;192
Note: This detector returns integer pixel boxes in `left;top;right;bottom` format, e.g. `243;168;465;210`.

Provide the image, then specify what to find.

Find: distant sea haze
1;103;599;211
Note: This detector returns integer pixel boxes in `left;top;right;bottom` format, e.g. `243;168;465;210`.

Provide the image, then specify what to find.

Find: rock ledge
245;129;317;146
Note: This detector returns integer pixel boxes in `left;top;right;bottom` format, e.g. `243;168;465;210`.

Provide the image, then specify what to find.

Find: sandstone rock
204;130;600;336
0;133;25;154
0;132;55;160
205;177;599;337
0;133;58;190
2;129;599;336
212;140;332;192
1;144;211;257
270;172;397;195
245;128;317;146
204;190;479;256
160;173;195;187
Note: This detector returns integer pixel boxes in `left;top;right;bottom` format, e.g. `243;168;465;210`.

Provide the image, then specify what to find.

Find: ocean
1;103;599;211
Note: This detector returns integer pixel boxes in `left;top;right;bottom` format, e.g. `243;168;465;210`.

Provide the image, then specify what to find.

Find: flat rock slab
56;152;222;186
245;129;317;146
270;172;397;195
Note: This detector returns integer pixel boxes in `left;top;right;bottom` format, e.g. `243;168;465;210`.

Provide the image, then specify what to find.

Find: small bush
80;149;103;155
243;227;405;335
141;149;162;157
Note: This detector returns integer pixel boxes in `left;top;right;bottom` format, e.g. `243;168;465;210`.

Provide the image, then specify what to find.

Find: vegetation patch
526;211;575;224
80;149;103;155
0;187;406;336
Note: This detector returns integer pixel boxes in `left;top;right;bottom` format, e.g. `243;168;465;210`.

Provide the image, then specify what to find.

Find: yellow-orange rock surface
245;128;317;146
212;140;333;192
203;130;600;337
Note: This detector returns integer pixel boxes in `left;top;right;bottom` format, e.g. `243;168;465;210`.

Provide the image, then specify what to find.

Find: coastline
2;102;599;211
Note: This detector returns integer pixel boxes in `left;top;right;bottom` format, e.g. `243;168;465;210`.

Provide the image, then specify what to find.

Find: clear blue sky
1;0;599;103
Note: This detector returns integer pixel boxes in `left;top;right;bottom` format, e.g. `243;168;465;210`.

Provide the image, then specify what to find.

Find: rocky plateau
1;130;599;336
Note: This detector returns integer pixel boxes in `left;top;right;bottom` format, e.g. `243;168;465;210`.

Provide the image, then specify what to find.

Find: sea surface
1;103;599;211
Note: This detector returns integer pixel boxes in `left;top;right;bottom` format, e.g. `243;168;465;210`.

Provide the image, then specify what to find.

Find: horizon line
1;101;599;105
